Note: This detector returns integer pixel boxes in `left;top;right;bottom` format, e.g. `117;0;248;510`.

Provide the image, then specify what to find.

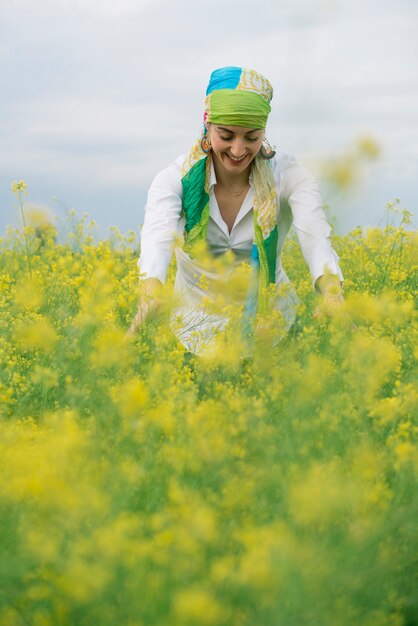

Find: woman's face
206;123;264;175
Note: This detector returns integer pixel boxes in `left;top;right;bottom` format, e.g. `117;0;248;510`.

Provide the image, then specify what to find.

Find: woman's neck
212;154;251;189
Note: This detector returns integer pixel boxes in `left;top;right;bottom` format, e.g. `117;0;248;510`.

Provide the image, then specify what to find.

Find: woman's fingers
127;278;164;336
127;298;160;336
127;305;147;336
313;295;344;319
313;297;359;332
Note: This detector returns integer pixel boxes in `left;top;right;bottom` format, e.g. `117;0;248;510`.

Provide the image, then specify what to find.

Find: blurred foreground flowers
0;188;417;626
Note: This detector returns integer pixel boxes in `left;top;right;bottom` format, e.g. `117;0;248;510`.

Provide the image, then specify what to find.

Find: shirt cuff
138;250;172;284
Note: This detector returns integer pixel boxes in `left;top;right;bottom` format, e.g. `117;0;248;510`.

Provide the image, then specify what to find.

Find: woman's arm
128;277;163;335
278;154;344;309
138;158;184;283
129;158;183;333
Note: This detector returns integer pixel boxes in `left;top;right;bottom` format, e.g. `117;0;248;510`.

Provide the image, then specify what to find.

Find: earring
201;133;211;154
259;137;276;160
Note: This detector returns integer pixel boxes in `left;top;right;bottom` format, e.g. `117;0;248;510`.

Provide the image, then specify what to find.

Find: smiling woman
130;66;344;354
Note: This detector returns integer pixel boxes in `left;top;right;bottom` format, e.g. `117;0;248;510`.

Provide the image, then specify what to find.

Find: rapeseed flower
14;316;58;352
1;200;417;626
173;587;223;625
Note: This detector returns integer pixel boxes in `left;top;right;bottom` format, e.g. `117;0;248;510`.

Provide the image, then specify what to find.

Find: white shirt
138;152;343;353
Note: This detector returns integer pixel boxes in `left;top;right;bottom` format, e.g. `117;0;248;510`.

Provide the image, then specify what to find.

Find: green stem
18;191;33;278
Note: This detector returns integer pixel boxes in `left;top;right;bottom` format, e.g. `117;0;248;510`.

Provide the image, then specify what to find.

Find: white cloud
22;99;179;141
75;0;152;16
9;0;152;16
1;0;417;234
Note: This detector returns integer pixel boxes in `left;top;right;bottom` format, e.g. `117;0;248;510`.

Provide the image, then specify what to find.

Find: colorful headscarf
181;66;278;318
205;66;272;129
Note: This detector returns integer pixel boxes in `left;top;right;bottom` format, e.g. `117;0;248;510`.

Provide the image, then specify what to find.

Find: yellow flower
394;442;417;466
31;365;59;389
14;275;44;310
110;377;149;418
173;587;223;625
14;316;58;352
357;135;381;160
288;461;348;526
11;179;27;194
89;326;133;368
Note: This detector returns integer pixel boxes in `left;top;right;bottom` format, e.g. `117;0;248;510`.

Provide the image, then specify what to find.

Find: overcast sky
1;0;417;237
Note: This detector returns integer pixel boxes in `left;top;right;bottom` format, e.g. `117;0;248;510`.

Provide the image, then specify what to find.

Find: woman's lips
225;153;248;165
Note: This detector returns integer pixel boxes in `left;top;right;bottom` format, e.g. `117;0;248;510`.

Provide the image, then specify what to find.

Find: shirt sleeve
276;153;344;288
138;157;184;284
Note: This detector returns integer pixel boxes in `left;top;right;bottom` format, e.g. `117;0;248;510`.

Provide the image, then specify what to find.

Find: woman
130;66;344;354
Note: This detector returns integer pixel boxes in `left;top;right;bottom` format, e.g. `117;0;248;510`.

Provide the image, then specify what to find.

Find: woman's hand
313;274;344;319
127;277;163;336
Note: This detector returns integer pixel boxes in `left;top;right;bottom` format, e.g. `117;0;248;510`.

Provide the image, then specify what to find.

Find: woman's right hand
127;277;163;336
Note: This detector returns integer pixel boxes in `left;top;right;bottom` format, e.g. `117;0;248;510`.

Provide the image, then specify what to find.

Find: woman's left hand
313;274;345;319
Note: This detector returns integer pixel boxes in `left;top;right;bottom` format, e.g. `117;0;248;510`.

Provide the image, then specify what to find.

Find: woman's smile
225;153;248;165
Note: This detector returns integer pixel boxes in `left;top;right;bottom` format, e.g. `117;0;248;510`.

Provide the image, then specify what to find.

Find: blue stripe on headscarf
206;66;242;95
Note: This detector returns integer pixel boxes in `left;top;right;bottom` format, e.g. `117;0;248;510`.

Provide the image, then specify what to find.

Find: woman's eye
220;136;259;142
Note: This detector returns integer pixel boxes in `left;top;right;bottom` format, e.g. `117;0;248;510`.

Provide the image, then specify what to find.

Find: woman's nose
230;138;246;156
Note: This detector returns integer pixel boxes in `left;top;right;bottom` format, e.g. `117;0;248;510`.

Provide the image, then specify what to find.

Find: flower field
0;188;417;626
